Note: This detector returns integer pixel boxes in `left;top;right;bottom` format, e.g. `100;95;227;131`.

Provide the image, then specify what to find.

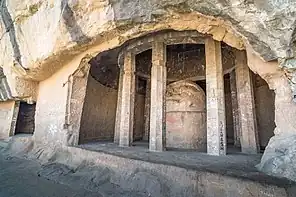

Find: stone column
205;38;226;156
235;50;259;154
149;41;167;152
64;55;92;146
143;78;150;141
117;51;136;147
230;70;241;147
114;67;124;144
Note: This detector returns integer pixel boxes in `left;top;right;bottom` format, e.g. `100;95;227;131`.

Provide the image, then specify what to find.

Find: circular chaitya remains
166;80;206;151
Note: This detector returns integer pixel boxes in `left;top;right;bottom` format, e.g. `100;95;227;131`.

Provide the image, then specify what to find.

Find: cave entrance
15;102;36;135
76;30;274;156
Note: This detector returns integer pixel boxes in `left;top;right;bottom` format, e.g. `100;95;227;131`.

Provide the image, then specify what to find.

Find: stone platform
2;137;296;197
57;141;296;197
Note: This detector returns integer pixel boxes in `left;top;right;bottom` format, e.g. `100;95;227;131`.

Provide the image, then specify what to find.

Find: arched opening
78;48;121;144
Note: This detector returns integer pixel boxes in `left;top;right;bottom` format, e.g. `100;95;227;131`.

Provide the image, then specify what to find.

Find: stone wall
34;55;83;146
79;76;117;143
0;101;18;139
136;45;235;81
79;75;145;144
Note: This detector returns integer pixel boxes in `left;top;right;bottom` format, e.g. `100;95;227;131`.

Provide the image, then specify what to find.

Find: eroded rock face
257;134;296;182
247;47;296;182
0;0;295;81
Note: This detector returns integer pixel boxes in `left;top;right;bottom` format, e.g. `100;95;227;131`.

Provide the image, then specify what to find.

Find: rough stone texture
235;50;259;154
166;80;206;150
0;101;18;139
205;38;226;156
257;134;296;183
246;47;296;182
0;151;147;197
149;41;166;152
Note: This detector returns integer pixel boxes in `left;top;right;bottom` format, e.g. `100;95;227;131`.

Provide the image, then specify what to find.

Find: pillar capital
123;51;135;72
152;41;167;67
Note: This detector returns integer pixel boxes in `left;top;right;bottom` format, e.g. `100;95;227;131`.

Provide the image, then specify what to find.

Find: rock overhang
1;0;296;77
0;0;296;100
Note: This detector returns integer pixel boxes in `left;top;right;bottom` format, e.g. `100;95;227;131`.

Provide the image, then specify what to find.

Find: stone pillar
9;101;20;136
230;70;241;147
114;67;123;144
205;38;226;156
235;50;259;154
143;78;150;141
149;41;167;152
64;55;92;146
117;51;136;147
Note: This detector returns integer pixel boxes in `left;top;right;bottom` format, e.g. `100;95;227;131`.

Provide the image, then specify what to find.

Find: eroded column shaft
114;67;124;144
235;50;259;154
149;41;167;152
205;38;226;156
118;52;135;147
230;70;241;147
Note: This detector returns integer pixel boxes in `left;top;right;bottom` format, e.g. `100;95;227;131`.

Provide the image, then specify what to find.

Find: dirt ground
0;153;148;197
0;154;96;197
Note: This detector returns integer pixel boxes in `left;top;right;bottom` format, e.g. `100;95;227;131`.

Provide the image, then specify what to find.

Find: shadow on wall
61;0;91;45
0;0;22;66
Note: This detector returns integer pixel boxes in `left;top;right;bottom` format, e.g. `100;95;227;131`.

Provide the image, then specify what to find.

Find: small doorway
15;102;36;135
